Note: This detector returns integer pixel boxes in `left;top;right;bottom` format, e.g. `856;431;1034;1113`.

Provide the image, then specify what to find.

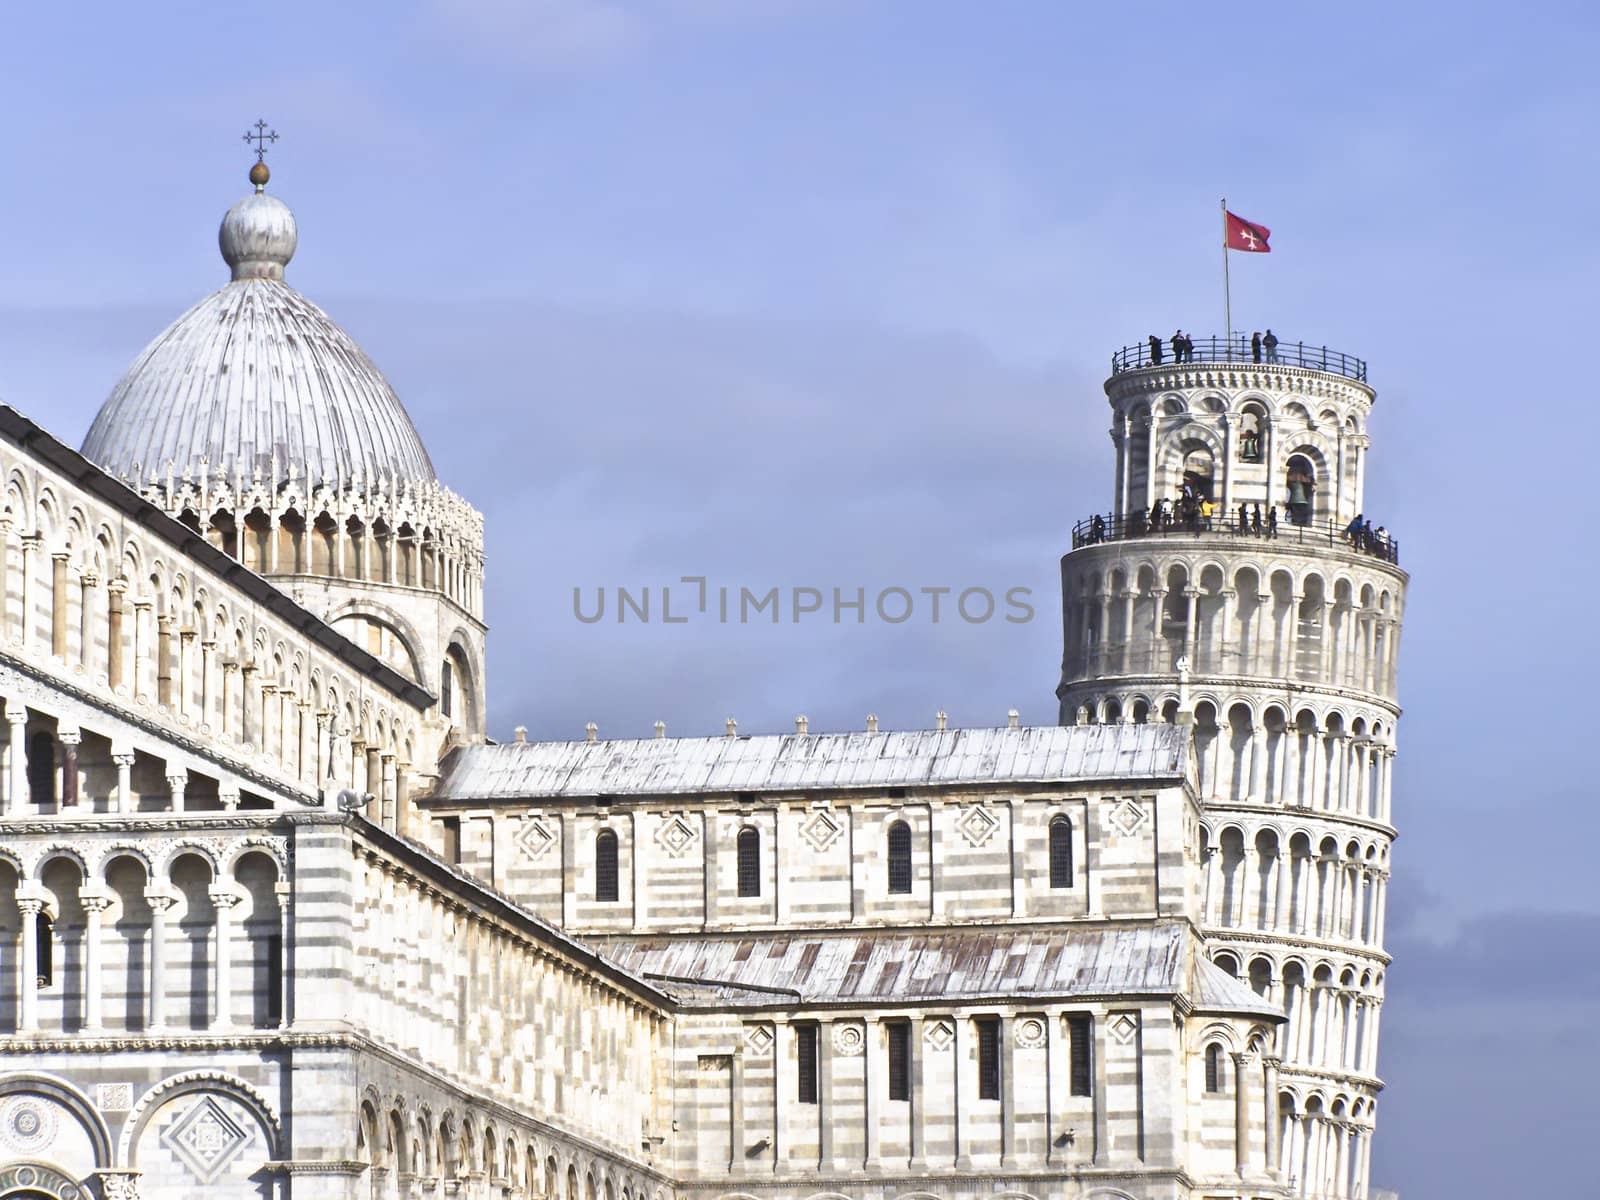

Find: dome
81;167;436;487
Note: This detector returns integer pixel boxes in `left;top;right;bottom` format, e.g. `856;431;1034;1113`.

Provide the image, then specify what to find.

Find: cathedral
0;156;1404;1200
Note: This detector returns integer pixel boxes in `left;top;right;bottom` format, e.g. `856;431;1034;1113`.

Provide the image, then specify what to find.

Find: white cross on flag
1225;210;1271;252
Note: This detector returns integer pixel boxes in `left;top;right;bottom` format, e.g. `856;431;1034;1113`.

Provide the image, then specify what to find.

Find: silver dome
81;182;436;487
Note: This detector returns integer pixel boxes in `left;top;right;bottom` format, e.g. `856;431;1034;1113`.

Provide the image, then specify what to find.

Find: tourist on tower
1252;331;1262;362
1263;328;1279;362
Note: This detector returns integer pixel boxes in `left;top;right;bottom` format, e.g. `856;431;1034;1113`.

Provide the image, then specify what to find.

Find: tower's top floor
1094;332;1384;533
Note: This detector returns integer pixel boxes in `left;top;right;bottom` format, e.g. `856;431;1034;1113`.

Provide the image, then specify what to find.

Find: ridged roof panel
81;278;435;486
433;723;1187;801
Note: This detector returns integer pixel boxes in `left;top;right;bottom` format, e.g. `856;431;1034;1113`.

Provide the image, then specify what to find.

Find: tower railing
1071;511;1400;565
1111;336;1367;382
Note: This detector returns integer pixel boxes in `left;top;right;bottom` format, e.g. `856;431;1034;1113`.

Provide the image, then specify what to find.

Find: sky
1;2;1594;1194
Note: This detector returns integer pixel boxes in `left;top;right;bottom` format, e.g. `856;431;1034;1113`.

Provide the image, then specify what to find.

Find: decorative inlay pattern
1109;1014;1139;1045
0;1095;57;1154
654;814;699;857
832;1022;865;1056
923;1020;954;1051
955;804;999;847
1108;798;1149;836
97;1081;135;1112
799;809;843;853
515;815;556;860
159;1096;254;1183
745;1024;774;1054
1015;1017;1047;1048
0;1163;82;1199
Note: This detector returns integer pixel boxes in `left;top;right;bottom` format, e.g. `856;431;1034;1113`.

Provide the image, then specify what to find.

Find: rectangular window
797;1024;818;1104
266;934;283;1024
976;1017;1001;1101
1068;1015;1093;1096
887;1022;910;1101
441;816;461;865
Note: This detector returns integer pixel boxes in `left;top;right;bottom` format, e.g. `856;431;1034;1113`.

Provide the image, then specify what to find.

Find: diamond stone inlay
799;808;843;853
924;1020;954;1051
515;815;557;860
655;814;699;856
1109;1014;1139;1045
956;804;1000;847
160;1096;253;1183
1108;798;1148;836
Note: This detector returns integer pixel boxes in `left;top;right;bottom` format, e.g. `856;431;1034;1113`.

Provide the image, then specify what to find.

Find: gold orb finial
249;161;271;189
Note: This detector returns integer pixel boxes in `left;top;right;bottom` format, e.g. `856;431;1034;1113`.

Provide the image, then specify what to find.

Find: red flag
1225;210;1271;253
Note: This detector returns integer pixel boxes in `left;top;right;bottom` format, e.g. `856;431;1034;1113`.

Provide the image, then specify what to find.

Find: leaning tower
1057;336;1406;1199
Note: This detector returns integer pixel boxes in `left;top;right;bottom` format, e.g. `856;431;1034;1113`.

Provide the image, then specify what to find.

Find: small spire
654;720;666;739
795;714;809;735
725;717;738;738
1007;707;1020;729
585;721;598;742
935;710;948;732
513;725;527;743
866;713;879;733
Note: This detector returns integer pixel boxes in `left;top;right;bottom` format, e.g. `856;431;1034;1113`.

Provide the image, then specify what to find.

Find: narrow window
736;827;761;898
887;821;912;894
796;1024;818;1104
976;1017;1001;1100
440;660;454;719
35;910;53;987
265;933;283;1024
1204;1043;1225;1093
440;816;462;866
887;1022;911;1101
1068;1015;1093;1096
26;732;54;805
1049;815;1074;888
595;829;619;902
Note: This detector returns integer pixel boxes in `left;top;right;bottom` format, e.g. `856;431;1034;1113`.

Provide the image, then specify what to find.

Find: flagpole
1221;198;1232;359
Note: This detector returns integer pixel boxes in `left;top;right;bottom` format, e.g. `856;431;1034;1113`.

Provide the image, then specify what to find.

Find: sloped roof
433;723;1186;802
599;925;1192;1007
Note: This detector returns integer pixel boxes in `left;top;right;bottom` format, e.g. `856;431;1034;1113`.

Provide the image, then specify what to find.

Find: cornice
1103;361;1375;405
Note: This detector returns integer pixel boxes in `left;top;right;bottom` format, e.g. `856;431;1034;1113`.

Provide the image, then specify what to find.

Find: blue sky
1;2;1593;1194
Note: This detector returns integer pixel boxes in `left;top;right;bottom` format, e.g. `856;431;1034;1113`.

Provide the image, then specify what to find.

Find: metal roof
82;183;435;488
598;924;1275;1018
433;723;1186;802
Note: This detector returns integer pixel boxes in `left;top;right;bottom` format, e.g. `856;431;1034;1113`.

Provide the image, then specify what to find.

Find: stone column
999;1013;1016;1167
156;614;174;707
200;640;216;727
1232;1051;1251;1177
18;534;40;647
1263;1056;1282;1177
862;1018;880;1170
771;1019;789;1172
908;1014;927;1169
3;701;26;815
952;1016;969;1169
241;663;257;748
1182;588;1199;663
167;770;187;813
816;1019;835;1169
220;662;238;736
211;889;241;1030
81;889;112;1029
178;630;195;717
146;890;174;1029
113;751;136;814
381;753;397;828
59;728;80;809
78;571;97;668
51;551;70;657
106;579;127;690
275;880;293;1027
1144;412;1159;509
17;895;42;1031
366;745;382;806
